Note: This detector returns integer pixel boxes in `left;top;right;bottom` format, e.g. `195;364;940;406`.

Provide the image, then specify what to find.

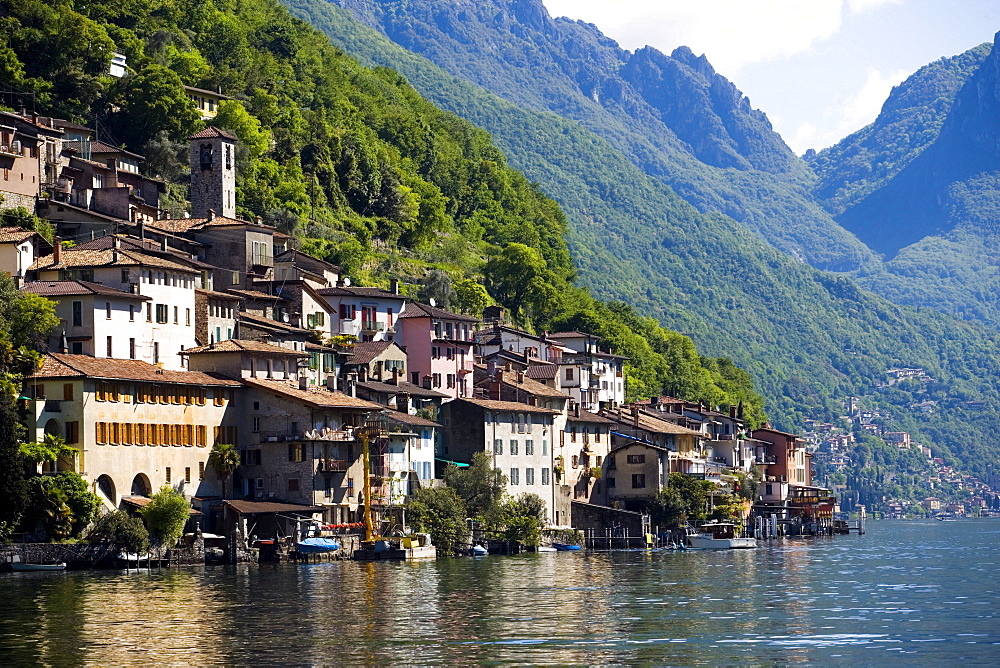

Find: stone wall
0;191;36;211
1;542;120;569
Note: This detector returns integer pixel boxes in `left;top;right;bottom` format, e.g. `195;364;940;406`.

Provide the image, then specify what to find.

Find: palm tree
207;443;240;499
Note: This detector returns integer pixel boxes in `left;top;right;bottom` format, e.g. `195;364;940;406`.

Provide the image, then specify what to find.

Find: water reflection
2;521;999;664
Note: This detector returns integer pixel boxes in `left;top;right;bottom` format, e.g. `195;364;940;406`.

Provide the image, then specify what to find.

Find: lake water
2;519;999;665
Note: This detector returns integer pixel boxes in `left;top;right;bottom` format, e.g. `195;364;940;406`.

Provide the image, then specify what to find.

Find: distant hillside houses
2;116;828;537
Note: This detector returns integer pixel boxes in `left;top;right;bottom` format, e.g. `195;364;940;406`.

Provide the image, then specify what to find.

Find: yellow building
184;86;230;120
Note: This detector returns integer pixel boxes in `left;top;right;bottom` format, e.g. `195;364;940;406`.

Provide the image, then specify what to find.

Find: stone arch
96;474;116;505
131;473;152;497
43;418;61;437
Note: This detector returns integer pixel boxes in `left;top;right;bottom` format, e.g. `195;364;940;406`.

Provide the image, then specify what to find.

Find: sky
543;0;1000;154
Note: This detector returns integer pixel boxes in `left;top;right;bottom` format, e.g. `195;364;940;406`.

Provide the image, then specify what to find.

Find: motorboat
11;561;66;572
552;543;582;551
537;546;557;552
687;522;757;549
296;537;341;554
472;544;488;556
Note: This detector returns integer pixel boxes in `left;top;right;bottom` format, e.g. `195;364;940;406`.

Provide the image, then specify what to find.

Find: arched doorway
131;473;151;497
43;418;61;437
96;474;116;505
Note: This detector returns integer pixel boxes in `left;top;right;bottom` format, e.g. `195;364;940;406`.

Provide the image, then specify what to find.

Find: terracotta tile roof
567;409;613;425
476;368;570;399
274;248;341;274
237;310;309;334
223;500;323;515
386;410;441;428
356;380;449;399
188;126;237;141
305;342;336;352
73;235;215;269
399;301;479;322
547;331;591;339
525;364;558;380
242;377;383;410
63;140;143;160
226;289;283;301
316;286;407;299
181;339;308;356
33;353;240;386
21;280;150;300
30;248;198;273
454;398;559;415
0;227;40;243
601;409;703;436
195;288;244;301
348;341;394;365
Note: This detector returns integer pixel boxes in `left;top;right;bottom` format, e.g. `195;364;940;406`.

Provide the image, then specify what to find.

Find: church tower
188;126;237;219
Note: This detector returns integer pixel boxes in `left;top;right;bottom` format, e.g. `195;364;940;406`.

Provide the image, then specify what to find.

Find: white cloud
787;67;910;153
545;0;848;74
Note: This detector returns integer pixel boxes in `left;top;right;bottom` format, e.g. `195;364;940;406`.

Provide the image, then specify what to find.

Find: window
566;368;574;381
71;301;82;327
411;372;419;385
155;304;168;324
432;373;441;388
185;467;191;484
570;426;577;442
386;308;393;327
446;347;455;360
572;455;578;468
129;338;136;360
186;308;191;326
63;383;73;401
71;342;83;354
287;478;300;492
106;336;113;357
129;305;135;322
198;462;205;480
525;468;534;485
494;439;503;455
65;421;79;444
542;440;548;456
626;454;646;464
106;301;112;319
197;425;207;447
165;467;172;484
146;303;152;322
631;474;646;489
541;468;550;485
252;417;260;433
446;374;455;389
525;440;534;456
509;440;518;455
607;477;616;488
510;468;519;485
431;346;440;359
765;484;773;496
154;342;159;364
173;305;178;324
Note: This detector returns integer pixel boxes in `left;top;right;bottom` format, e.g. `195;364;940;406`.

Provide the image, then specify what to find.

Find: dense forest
0;0;767;422
287;0;1000;481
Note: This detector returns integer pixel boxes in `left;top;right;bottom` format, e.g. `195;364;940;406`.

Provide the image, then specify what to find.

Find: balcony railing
361;320;385;332
317;459;348;473
43;400;62;413
759;455;778;465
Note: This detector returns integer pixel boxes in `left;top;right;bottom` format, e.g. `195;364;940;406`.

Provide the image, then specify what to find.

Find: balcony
759;455;778;465
42;400;62;413
301;427;357;442
317;459;348;473
361;320;385;333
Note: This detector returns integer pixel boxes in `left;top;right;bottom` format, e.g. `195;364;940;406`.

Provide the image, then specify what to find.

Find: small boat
537;545;557;552
552;543;582;551
688;522;757;549
296;537;341;554
472;544;488;556
9;557;66;572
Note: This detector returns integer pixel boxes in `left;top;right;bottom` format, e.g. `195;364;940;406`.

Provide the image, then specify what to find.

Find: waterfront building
24;353;241;508
316;282;408;344
547;331;627;411
385;410;440;503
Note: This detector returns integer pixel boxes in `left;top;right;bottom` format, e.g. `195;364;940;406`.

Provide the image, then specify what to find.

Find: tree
111;64;201;149
140;487;190;550
406;486;469;555
443;452;506;518
452;278;491;317
0;397;26;542
19;433;75;469
20;471;100;539
214;100;269;160
648;485;687;528
419;269;453;309
207;442;240;499
666;472;714;523
88;510;150;555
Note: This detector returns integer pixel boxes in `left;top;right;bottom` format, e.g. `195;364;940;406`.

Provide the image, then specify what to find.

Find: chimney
347;375;357;398
161;237;168;252
359;365;368;383
730;405;737;419
489;381;501;400
113;235;121;249
298;376;308;391
574;403;580;418
207;209;216;221
516;371;525;384
486;360;497;376
391;367;400;385
255;215;262;226
523;349;530;364
631;404;640;429
138;220;145;240
390;279;399;295
53;237;62;264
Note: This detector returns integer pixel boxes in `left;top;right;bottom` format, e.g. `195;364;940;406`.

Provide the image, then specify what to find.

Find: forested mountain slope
325;0;875;272
282;0;1000;476
810;36;1000;328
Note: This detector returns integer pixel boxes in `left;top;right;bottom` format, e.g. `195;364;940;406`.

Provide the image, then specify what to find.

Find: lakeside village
0;106;976;569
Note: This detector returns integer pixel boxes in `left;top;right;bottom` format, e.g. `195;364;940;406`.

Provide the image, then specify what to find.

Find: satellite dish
429;298;436;307
343;277;351;287
281;313;290;323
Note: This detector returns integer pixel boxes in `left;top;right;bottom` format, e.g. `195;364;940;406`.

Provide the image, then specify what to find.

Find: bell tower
188;126;237;219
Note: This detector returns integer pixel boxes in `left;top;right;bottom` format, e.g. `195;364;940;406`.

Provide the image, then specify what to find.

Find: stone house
25;353;241;508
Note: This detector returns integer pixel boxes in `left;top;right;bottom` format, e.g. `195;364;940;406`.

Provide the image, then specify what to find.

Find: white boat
688;523;757;549
7;556;67;572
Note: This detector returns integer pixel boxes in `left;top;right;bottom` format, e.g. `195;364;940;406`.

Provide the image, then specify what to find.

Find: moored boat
472;544;488;556
687;523;757;549
296;537;341;554
552;543;582;551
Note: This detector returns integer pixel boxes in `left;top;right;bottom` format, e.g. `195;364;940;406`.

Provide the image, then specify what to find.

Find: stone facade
189;128;236;219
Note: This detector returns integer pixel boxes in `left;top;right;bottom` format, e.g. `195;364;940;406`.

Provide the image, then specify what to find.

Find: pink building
397;302;478;399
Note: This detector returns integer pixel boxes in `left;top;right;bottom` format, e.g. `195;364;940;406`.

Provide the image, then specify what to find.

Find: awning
435;458;470;468
122;496;201;515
